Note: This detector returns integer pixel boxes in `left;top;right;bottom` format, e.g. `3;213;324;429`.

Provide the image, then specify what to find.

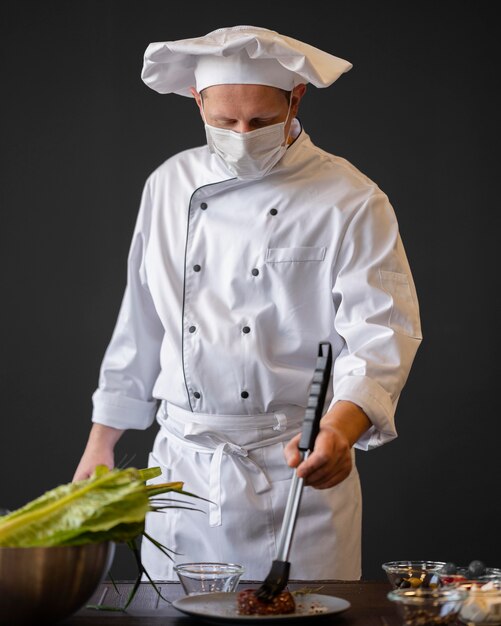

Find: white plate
172;591;351;623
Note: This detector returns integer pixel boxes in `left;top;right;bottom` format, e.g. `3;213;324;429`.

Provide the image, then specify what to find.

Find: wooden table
63;579;405;625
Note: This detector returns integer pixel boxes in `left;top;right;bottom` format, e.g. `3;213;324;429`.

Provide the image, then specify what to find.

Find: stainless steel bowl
0;542;114;625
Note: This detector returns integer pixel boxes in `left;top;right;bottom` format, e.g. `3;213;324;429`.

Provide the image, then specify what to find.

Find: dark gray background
1;1;499;580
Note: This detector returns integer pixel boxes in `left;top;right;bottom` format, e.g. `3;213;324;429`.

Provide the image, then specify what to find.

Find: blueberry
441;562;457;575
467;560;486;578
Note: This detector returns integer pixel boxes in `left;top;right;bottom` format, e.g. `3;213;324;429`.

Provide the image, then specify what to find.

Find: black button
200;202;208;210
269;208;278;215
193;391;201;399
189;325;196;333
241;391;249;399
242;326;251;334
251;268;259;276
193;264;201;272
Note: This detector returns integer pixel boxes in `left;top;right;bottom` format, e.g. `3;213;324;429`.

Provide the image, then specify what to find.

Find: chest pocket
265;246;326;263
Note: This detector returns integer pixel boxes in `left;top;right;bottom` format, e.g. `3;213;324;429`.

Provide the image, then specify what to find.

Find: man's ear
292;84;307;114
190;87;203;115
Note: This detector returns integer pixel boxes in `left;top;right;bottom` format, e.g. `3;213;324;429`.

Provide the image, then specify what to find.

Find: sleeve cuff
328;375;398;450
91;389;158;430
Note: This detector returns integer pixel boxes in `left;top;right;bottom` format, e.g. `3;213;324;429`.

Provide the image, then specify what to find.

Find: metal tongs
254;341;333;602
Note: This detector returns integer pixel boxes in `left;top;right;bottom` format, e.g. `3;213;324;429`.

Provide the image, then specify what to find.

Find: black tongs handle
270;341;333;565
298;342;332;452
254;342;334;603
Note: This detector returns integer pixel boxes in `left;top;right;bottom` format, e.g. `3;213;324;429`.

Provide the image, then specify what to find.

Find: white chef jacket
91;119;422;580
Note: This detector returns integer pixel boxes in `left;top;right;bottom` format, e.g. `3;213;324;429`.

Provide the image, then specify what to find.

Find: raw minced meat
237;589;296;615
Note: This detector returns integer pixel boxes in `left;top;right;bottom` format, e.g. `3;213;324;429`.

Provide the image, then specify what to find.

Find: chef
73;25;422;581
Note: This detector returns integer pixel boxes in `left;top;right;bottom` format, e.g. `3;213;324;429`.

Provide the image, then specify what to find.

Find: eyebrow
212;114;277;122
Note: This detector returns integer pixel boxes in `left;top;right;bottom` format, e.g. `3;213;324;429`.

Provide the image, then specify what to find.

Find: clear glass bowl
388;586;468;625
458;581;501;625
440;567;501;586
382;560;447;589
174;562;244;595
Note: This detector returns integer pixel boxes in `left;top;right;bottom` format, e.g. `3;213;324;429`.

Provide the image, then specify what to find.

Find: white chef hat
141;25;353;97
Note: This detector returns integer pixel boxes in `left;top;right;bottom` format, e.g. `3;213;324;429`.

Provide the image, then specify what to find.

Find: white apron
141;401;362;581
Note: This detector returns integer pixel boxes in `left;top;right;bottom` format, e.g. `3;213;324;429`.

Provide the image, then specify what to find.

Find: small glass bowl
382;560;447;589
440;567;501;586
174;562;244;596
458;581;501;625
388;586;468;625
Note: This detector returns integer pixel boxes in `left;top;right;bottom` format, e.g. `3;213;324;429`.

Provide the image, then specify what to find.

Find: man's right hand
72;423;125;482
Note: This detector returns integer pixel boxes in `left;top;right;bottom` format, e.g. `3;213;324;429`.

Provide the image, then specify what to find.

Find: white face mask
203;93;293;180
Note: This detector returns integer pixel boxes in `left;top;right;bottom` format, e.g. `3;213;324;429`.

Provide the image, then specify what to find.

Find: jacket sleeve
91;178;164;430
328;191;422;450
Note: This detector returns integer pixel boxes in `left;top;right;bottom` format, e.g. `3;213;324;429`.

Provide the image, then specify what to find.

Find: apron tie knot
183;424;271;527
224;442;248;457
